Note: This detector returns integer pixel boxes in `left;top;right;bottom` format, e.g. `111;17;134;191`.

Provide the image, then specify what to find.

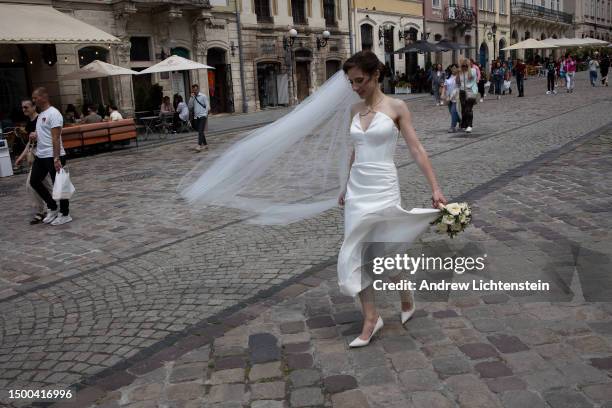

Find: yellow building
352;0;424;92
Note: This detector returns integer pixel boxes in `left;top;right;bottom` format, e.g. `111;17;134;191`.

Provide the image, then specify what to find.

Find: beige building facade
509;0;573;62
476;0;511;70
566;0;612;42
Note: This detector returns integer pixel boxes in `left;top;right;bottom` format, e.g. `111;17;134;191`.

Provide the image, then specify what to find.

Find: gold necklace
359;95;384;116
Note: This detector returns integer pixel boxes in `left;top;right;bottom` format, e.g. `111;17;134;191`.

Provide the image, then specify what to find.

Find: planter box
395;87;411;94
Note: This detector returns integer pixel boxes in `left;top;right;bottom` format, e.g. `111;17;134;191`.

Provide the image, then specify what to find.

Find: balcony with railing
444;5;475;27
511;2;573;24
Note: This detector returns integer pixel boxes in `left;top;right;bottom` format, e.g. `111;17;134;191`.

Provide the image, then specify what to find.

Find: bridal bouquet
432;202;472;238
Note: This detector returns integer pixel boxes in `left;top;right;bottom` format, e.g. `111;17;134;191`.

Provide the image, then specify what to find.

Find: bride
338;51;447;347
180;50;447;348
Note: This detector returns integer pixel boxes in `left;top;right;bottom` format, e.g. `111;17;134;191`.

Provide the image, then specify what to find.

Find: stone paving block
432;310;459;319
169;362;208;383
458;343;499;360
471;318;506;333
361;384;411;408
333;311;362;325
283;342;311;354
502;350;550;373
534;343;581;363
250;381;286;400
432;356;472;377
310;326;339;339
331;389;370;408
289;369;321;387
516;327;560;346
207;383;247;404
380;336;417;353
215;356;247;370
581;383;612;401
484;376;527;393
249;361;282;382
543;388;593;408
280;322;305;334
456;390;503;408
590;356;612;370
356;366;396;387
521;369;571;391
487;334;529;354
207;368;245;385
289;387;324;407
481;293;509;304
250;401;285;408
411;391;454;408
166;381;205;401
306;316;335;329
567;335;610;354
554;362;610;385
390;350;430;371
281;332;311;345
500;390;546;408
287;353;313;370
474;361;513;378
421;343;462;358
398;369;441;391
317;352;351;375
444;373;490;395
324;374;359;393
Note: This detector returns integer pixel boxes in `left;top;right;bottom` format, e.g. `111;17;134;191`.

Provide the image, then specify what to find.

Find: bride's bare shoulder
350;102;364;117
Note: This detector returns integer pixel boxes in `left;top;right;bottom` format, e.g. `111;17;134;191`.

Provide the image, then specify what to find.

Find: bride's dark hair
343;51;384;77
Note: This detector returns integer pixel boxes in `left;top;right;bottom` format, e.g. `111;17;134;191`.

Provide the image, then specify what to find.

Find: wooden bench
61;119;138;150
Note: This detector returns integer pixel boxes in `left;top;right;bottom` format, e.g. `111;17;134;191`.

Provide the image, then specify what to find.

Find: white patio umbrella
575;38;610;46
137;55;214;74
63;60;139;108
63;60;139;80
501;38;558;50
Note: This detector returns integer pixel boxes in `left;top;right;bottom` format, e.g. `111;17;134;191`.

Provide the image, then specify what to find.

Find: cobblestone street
0;73;611;407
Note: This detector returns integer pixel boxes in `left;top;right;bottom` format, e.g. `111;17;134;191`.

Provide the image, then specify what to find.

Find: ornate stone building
565;0;612;42
239;0;351;111
424;0;477;68
353;0;424;86
509;0;573;62
476;0;511;70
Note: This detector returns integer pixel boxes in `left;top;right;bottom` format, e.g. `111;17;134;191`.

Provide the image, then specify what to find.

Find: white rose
437;223;448;233
451;223;462;232
445;203;462;216
443;214;455;225
459;214;467;223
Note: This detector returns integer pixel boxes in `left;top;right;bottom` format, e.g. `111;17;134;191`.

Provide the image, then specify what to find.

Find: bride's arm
395;101;447;208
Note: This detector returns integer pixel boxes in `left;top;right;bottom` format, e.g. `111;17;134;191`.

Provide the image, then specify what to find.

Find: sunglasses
461;65;468;68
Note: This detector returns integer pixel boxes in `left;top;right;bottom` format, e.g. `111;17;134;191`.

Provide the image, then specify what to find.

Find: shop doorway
207;47;233;113
257;62;287;108
326;60;341;80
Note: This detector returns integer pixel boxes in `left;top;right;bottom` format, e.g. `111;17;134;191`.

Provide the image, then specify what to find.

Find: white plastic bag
52;168;76;200
503;80;511;90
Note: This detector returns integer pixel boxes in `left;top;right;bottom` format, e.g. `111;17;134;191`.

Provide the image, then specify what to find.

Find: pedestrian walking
515;59;526;97
431;64;445;106
601;54;610;86
477;67;487;103
458;59;478;133
442;67;461;133
589;55;600;87
28;87;72;225
565;54;577;93
14;99;52;224
502;62;512;95
188;84;211;152
492;61;505;100
546;58;557;95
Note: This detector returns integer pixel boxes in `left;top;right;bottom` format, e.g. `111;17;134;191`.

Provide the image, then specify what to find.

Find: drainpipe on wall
235;0;248;113
348;0;354;54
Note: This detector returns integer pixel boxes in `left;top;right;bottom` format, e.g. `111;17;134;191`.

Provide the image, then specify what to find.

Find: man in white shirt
188;84;210;152
109;105;123;121
29;87;72;225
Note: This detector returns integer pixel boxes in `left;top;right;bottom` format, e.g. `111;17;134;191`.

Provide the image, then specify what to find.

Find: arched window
292;0;306;24
361;24;373;51
255;0;272;23
323;0;336;26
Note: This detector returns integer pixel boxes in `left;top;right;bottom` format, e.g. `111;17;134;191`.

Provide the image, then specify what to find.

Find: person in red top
564;54;577;93
515;59;526;97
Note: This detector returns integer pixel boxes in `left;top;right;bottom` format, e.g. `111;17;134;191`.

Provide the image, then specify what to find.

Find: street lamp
283;28;298;105
487;23;498;62
421;28;432;40
316;30;331;50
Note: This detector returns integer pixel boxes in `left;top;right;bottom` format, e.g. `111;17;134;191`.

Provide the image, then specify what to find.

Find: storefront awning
0;4;120;44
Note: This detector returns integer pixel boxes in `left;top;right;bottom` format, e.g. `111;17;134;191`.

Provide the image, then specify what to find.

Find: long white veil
178;70;360;224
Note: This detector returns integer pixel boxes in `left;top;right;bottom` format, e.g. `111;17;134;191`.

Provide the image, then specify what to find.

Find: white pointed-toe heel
349;316;384;348
401;291;416;324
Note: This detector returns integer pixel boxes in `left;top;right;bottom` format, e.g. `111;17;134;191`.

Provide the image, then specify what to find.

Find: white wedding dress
337;111;441;297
